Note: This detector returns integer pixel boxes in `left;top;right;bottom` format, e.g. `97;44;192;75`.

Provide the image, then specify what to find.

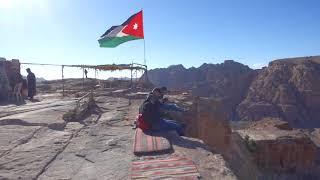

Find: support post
135;69;138;79
130;62;133;89
143;39;146;66
142;10;147;78
82;68;85;91
62;65;65;97
142;8;146;66
144;66;148;82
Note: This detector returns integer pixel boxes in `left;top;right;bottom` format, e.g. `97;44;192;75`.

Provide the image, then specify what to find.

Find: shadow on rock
0;100;26;106
29;99;40;103
62;98;103;125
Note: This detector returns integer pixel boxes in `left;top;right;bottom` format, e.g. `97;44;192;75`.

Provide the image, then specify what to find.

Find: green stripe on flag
98;36;142;48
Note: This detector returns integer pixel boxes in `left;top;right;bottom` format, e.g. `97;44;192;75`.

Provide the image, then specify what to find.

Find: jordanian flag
98;11;144;48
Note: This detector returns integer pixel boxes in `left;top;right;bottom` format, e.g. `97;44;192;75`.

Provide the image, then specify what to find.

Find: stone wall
0;58;11;99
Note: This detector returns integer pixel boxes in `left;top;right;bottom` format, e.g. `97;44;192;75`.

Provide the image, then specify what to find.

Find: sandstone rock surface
237;56;320;127
147;56;320;128
0;93;236;180
169;95;320;179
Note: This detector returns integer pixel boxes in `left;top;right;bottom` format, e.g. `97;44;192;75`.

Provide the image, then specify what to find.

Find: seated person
157;86;182;119
158;86;182;111
159;86;168;100
138;88;186;136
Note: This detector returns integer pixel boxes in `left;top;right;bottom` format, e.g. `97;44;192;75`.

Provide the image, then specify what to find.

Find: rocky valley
147;56;320;128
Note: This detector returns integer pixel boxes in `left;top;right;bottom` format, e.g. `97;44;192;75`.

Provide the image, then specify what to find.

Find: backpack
136;113;150;131
138;98;161;130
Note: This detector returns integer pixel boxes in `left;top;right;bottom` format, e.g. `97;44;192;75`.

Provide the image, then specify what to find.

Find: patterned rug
131;156;201;179
133;128;172;155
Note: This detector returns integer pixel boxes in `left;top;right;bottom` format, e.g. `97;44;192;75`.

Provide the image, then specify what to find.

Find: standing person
13;72;23;102
84;69;88;78
21;79;28;97
26;68;36;100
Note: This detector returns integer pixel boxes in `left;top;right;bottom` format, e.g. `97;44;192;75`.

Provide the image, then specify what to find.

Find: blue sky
1;0;320;79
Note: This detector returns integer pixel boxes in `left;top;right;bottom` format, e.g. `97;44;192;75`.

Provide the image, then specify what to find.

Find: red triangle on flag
122;11;144;38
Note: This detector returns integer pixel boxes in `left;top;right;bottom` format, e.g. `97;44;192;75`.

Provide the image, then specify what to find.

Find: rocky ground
0;92;237;180
0;94;135;179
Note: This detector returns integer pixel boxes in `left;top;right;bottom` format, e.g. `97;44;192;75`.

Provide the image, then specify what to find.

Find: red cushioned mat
133;128;172;155
131;156;200;179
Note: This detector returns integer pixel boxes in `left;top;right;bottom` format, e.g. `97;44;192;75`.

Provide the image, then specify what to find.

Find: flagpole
142;9;148;82
142;8;146;66
143;38;148;82
143;38;146;66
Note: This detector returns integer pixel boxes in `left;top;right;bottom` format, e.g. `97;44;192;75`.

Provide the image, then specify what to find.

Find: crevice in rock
75;153;95;163
0;127;44;158
35;109;103;179
34;133;74;180
0;104;65;119
84;157;95;163
0;119;66;131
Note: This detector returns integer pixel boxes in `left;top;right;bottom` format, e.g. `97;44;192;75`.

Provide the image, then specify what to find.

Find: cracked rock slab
0;125;42;156
38;125;133;180
0;106;73;130
0;127;72;180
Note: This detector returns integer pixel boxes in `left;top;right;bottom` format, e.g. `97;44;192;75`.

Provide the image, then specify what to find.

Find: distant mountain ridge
144;60;258;121
145;56;320;128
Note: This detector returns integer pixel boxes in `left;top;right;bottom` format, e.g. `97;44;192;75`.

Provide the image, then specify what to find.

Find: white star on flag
133;23;138;30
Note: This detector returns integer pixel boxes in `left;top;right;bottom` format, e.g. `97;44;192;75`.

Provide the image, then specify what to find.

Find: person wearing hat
158;86;183;112
137;87;186;135
159;86;167;99
26;68;36;100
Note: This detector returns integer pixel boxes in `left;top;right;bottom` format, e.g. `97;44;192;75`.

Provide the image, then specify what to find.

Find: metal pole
142;38;148;82
135;69;138;79
143;39;146;66
94;68;97;88
144;66;148;82
62;65;65;97
142;9;146;66
130;62;133;88
82;68;85;91
142;9;148;82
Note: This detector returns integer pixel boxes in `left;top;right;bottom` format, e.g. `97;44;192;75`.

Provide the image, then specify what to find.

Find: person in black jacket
139;88;185;135
26;68;36;100
84;69;88;78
